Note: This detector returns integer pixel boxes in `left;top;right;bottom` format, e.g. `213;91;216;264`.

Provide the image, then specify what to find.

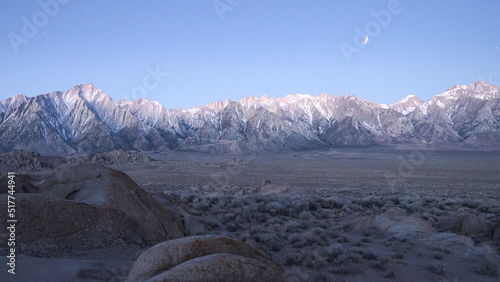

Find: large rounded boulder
349;208;433;240
453;214;485;236
437;214;459;232
419;233;497;257
1;164;184;256
127;235;286;282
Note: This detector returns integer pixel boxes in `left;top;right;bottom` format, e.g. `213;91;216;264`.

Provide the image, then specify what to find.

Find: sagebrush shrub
298;210;313;220
474;257;498;277
321;243;344;262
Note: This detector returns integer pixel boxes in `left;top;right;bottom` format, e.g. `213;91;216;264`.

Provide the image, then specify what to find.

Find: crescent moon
361;35;369;45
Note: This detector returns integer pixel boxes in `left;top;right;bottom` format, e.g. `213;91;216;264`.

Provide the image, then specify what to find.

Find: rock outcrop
437;214;460;232
0;149;152;172
420;233;497;257
453;214;485;236
348;209;497;258
349;208;433;239
127;235;286;282
0;149;65;171
0;164;184;256
67;149;154;165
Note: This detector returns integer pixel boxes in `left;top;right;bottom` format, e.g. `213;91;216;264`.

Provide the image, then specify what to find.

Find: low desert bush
426;264;446;276
254;212;269;223
389;195;401;205
353;241;365;247
284;251;303;266
391;252;405;259
241;206;253;222
207;196;219;205
301;248;326;270
463;199;481;209
251;229;284;252
310;273;336;282
360;237;372;243
360;196;385;208
474;257;498;277
320;243;344;262
195;199;212;212
337;235;350;243
330;262;361;275
477;204;490;213
422;196;438;206
383;270;396;279
288;199;309;216
334;252;362;265
288;231;324;248
179;192;197;203
400;202;422;213
370;257;393;271
298;210;313;221
298;218;315;230
303;231;327;246
265;201;284;216
221;212;237;224
320;197;344;209
433;254;443;260
429;207;447;216
362;250;378;261
284;221;301;233
226;222;239;232
264;236;284;252
443;199;457;206
289;233;303;247
203;219;220;230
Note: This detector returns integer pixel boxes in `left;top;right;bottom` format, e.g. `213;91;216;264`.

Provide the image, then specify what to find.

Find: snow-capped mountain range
1;81;499;155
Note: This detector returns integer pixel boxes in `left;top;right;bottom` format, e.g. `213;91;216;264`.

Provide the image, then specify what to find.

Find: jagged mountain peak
66;82;97;95
390;94;424;115
440;81;500;100
282;94;314;102
394;94;424;106
76;83;109;102
473;80;500;92
0;94;28;113
238;95;261;109
121;98;161;106
447;80;497;91
78;82;96;90
117;98;161;110
204;98;232;113
10;94;28;102
259;94;274;105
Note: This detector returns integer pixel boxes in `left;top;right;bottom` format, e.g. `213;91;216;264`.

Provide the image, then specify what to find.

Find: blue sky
1;0;499;109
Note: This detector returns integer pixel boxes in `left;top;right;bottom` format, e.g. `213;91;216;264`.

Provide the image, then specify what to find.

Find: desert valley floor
2;146;500;281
